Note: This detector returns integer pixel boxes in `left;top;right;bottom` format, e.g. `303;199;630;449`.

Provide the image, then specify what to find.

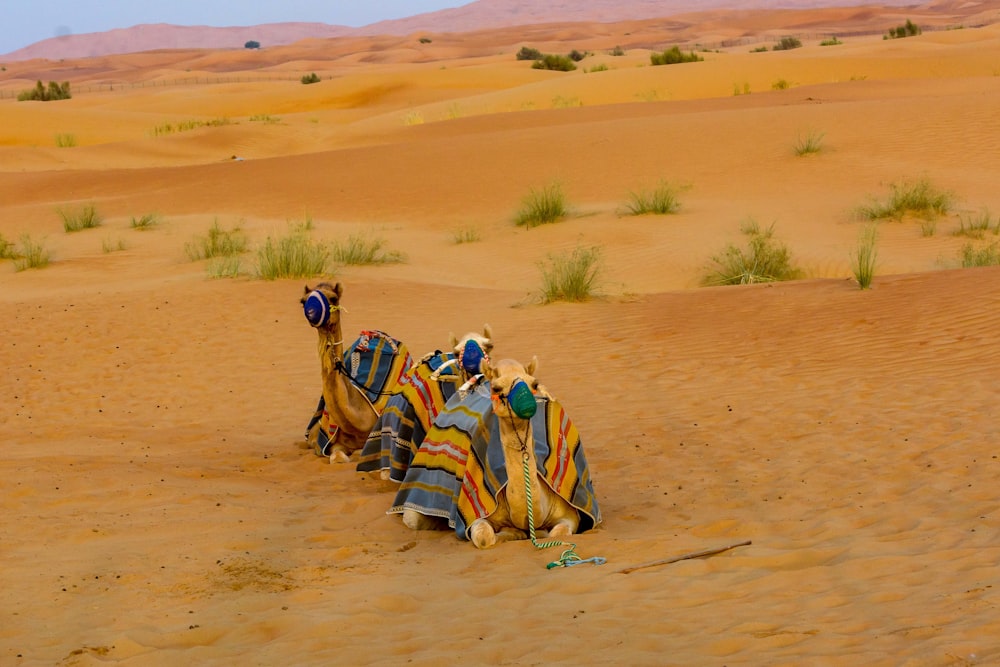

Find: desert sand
2;5;1000;665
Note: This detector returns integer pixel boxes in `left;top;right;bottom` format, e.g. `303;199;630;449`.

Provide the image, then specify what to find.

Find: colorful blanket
356;351;460;480
388;385;601;540
305;330;413;457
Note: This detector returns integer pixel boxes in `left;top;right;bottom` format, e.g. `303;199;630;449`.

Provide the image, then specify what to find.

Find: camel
301;281;411;463
467;356;580;548
357;325;494;481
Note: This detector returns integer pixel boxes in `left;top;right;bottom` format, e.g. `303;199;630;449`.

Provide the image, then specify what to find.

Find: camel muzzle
506;379;537;419
303;290;332;328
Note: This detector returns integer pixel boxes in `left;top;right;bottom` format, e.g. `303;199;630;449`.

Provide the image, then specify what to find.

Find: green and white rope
521;452;606;569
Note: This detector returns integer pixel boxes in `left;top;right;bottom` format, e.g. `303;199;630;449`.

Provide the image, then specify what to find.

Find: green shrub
301;73;321;85
567;49;588;62
703;220;801;285
540;246;601;303
17;80;71;101
130;213;161;230
609;45;626;56
13;235;51;271
773;37;802;51
856;178;954;221
625;180;683;216
953;209;996;239
886;20;921;39
249;113;280;124
586;64;609;73
185;220;248;260
851;224;878;289
255;231;330;280
330;234;404;265
514;183;567;228
516;46;543;61
772;79;790;91
245;40;260;49
207;255;244;278
102;236;127;253
451;227;481;244
820;37;843;46
793;130;825;156
751;46;769;53
650;46;702;66
532;54;576;71
959;241;1000;267
55;133;76;148
59;204;102;232
418;37;432;44
0;233;15;259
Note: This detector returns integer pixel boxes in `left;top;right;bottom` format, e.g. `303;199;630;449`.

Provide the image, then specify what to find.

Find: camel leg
547;518;578;538
402;509;447;531
471;519;528;549
328;445;351;463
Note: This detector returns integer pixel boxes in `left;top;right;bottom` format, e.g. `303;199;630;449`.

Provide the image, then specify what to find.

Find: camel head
483;356;539;420
450;324;494;378
301;281;344;330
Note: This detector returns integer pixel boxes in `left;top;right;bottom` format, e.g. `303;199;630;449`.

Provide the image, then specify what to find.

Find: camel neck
497;413;541;529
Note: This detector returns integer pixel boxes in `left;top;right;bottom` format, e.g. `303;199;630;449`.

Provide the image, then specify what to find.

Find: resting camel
357;325;494;481
468;356;580;548
301;281;411;463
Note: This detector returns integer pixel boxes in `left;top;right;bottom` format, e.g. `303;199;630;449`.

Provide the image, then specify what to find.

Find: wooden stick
617;539;752;574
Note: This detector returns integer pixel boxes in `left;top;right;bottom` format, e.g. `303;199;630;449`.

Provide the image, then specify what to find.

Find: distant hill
0;0;970;61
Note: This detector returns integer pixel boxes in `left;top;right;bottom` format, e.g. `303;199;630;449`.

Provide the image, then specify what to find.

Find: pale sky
0;0;470;55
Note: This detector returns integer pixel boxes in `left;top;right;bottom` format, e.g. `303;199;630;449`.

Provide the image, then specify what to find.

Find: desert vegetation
851;224;879;289
703;220;801;285
885;20;922;39
330;233;405;265
624;180;684;216
184;220;248;261
793;130;825;156
17;80;71;101
514;183;568;228
959;242;1000;267
301;73;321;85
773;37;803;51
856;178;954;221
150;118;232;136
532;54;577;71
130;213;161;230
539;245;602;303
650;46;703;66
54;133;77;148
59;204;102;232
952;209;998;239
12;235;51;271
255;227;331;279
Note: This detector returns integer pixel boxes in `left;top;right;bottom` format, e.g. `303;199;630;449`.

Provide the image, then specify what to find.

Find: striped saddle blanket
356;351;461;480
388;384;601;540
305;330;413;457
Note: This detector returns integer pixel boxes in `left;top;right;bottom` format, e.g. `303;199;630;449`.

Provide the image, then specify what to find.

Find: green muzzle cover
508;380;537;419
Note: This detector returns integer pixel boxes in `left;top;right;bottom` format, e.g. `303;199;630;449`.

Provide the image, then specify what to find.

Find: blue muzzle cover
461;339;485;376
303;290;331;328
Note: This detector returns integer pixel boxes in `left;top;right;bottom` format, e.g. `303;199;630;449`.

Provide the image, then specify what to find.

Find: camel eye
531;380;539;390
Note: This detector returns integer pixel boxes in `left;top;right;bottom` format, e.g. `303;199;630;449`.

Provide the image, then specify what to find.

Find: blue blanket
388;384;601;540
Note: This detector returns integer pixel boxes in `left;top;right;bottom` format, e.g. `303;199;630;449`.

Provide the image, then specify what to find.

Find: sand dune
2;6;1000;666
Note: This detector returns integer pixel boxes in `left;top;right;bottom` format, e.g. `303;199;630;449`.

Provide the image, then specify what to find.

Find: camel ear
303;284;313;296
480;358;495;380
525;356;538;376
333;282;343;299
449;332;459;349
483;323;493;341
